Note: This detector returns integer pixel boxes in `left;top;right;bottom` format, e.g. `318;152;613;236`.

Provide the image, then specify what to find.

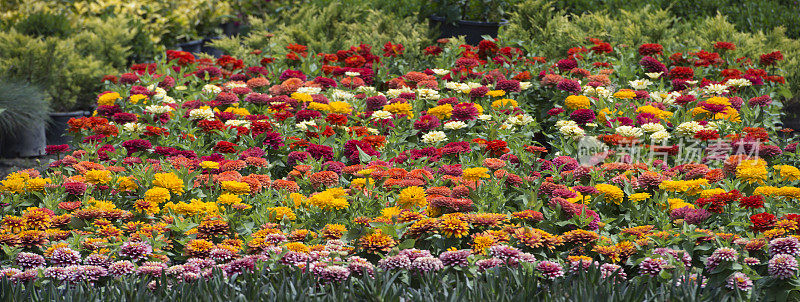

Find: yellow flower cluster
636;105;673;120
216;193;243;205
736;159;768;184
462;167;490;182
308;187;349;210
595;184;624;204
564;95;590;110
427;104;453;120
97;92;121;106
221;181;251;195
153;173;185;195
290;92;313;103
85;169;112;185
383;102;414;118
267;206;297;221
774;165;800;182
492;98;518;109
328;101;353;114
397;186;427;209
0;173;51;193
164;198;219;216
628;193;651;203
659;179;709;194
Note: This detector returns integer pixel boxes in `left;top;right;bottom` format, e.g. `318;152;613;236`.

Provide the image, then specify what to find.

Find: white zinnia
432;68;450;76
675;121;705;136
629;79;652;90
422;131;447;144
703;84;729;95
650;131;671;142
297;87;322;95
202;84;222;94
371;110;393;120
641;123;666;133
145;105;172;114
444;121;467;130
188;107;215;120
615;126;644;138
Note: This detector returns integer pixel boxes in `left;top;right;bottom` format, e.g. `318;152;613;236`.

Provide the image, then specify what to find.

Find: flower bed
0;38;797;298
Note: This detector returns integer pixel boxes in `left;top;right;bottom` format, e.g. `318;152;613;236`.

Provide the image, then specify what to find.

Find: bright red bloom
214;141;238;154
739;195;764;209
382;42;405;57
638;43;663;56
750;212;776;232
713;42;736;51
759;51;784;66
424;46;443;56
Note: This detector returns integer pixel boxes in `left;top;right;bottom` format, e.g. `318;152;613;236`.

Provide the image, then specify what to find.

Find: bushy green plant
0;30;116;111
0;80;50;139
553;0;800;39
501;2;800;100
12;11;72;38
211;2;435;60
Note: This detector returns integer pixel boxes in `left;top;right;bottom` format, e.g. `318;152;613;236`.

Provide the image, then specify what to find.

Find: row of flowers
0;38;797;295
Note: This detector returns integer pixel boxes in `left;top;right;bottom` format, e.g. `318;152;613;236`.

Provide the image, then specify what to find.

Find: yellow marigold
144;187;171;203
224;106;250;116
221;181;251;195
613;90;636;99
595;184;624;204
777;186;800;200
636;105;672;120
754;186;780;196
381;206;401;219
284;242;310;253
491;98;518;109
164;198;219;216
628;193;651;203
267;206;296;221
308;187;349;210
328;101;352;114
775;165;800;182
699;188;727;198
715;107;741;122
736;159;768;184
359;229;396;254
129;94;147;104
200;161;220;170
287;193;307;207
117;177;138;191
97;92;121;106
350;178;374;188
471;233;497;254
0;175;26;193
564;95;591;110
462;167;490;182
705;97;731;106
427;104;453;120
291;92;313;103
397;186;427;209
439;216;469;238
597;107;618;124
217;193;242;205
25;178;50;192
307;102;330;111
487;90;506;97
153;173;185;195
666;198;694;210
383;102;414;118
321;224;347;239
84;169;111;185
185;239;214;256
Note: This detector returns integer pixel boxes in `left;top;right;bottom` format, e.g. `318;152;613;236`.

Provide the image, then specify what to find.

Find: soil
0;156;54;178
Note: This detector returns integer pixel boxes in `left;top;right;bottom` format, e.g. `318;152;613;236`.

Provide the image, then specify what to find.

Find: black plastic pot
46;111;90;146
1;122;46;158
178;40;204;54
429;15;508;45
201;37;224;58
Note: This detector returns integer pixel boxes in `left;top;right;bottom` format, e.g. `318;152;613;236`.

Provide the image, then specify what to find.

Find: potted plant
0;80;51;158
428;0;514;45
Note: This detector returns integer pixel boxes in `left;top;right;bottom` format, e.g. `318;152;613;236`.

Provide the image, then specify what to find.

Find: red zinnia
750;212;776;232
739;196;764;209
214;141;238;154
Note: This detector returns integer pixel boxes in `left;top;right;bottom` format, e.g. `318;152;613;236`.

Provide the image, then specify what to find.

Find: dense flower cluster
0;39;797;294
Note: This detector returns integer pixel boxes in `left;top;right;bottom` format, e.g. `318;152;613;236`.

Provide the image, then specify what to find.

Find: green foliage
0;28;119;111
211;2;435;60
0;265;750;302
553;0;800;39
501;2;800;100
0;80;50;139
13;11;72;38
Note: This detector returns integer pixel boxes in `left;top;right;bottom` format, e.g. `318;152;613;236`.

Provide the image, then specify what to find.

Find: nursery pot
201;37;224;58
0;122;46;158
46;111;90;146
429;15;508;45
178;40;204;54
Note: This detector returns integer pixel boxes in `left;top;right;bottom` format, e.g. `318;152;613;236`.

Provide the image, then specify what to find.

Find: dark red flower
214;141;238;154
